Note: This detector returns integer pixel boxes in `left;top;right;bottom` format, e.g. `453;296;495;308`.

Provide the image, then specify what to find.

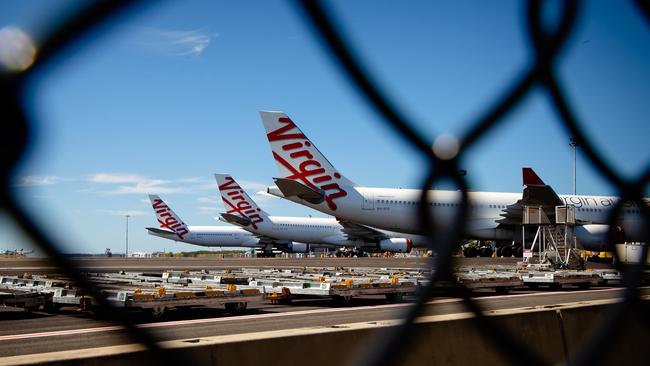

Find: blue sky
1;0;648;254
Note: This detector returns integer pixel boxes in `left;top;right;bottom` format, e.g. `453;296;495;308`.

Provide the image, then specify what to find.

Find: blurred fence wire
1;0;649;365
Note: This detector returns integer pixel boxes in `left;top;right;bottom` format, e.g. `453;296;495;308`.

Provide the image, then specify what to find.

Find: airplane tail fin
259;111;356;211
148;195;190;239
214;174;269;229
522;167;545;186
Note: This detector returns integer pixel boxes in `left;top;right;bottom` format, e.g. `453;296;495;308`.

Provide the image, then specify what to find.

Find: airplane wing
337;219;388;241
220;213;252;227
145;227;176;236
496;168;566;226
250;232;291;246
273;177;325;204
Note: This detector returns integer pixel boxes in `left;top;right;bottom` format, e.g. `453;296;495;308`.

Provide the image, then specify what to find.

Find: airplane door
362;191;375;210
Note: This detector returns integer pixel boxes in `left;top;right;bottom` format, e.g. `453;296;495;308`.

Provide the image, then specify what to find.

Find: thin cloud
89;173;144;184
198;206;218;213
177;177;204;183
88;173;186;195
238;180;270;192
15;175;62;187
197;196;218;204
98;209;148;217
132;27;217;56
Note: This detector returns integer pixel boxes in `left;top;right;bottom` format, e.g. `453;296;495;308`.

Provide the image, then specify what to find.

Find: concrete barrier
3;298;648;366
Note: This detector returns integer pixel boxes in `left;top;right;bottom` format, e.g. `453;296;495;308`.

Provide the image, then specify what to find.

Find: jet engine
378;238;412;253
575;224;624;251
286;242;310;253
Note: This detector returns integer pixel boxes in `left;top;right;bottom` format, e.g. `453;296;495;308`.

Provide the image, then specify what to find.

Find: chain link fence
1;0;648;365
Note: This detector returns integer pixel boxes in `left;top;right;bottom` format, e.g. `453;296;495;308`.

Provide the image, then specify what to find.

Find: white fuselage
268;186;646;244
147;226;261;248
239;215;429;248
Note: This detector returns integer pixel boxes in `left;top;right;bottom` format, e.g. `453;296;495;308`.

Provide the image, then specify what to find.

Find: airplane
215;173;428;256
258;111;648;256
3;248;34;257
145;194;318;257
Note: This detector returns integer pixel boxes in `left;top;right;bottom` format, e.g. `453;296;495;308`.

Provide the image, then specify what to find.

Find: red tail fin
522;167;545;186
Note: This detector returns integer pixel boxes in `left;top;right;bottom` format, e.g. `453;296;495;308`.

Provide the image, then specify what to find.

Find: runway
0;286;644;359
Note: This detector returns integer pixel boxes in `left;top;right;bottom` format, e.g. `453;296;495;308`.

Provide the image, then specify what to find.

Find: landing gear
496;246;503;257
515;246;523;257
352;249;369;257
257;252;276;258
334;249;368;257
500;245;512;257
463;246;478;257
463;241;493;257
479;247;493;257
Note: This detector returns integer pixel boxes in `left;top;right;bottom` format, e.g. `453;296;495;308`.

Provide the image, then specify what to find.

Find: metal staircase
522;205;583;269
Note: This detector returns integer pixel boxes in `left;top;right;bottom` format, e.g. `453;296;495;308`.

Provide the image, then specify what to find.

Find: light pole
569;138;579;195
125;214;130;258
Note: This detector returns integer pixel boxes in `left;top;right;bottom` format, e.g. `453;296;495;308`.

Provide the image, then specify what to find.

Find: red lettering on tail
267;116;348;211
151;198;187;239
267;117;306;142
219;176;264;229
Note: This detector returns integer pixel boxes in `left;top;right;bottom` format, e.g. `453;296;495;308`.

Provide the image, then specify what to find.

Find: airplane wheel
465;247;478;258
501;246;512;257
480;247;493;257
496;247;503;257
516;246;523;257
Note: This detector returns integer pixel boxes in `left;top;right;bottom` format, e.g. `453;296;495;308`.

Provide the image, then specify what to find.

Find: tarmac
0;256;554;275
0;255;624;362
0;286;644;359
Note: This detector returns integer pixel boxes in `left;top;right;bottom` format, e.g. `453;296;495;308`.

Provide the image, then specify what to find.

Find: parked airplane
215;173;427;256
145;194;316;256
2;248;33;257
259;111;647;256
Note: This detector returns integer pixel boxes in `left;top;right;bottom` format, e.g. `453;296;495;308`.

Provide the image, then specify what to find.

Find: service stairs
544;226;583;269
522;205;583;270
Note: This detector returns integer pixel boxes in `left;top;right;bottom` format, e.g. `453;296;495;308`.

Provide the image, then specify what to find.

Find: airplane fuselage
147;225;260;248
268;186;646;246
239;215;429;248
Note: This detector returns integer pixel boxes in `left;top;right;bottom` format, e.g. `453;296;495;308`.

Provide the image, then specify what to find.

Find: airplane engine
378;238;412;253
286;242;310;253
575;224;624;251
